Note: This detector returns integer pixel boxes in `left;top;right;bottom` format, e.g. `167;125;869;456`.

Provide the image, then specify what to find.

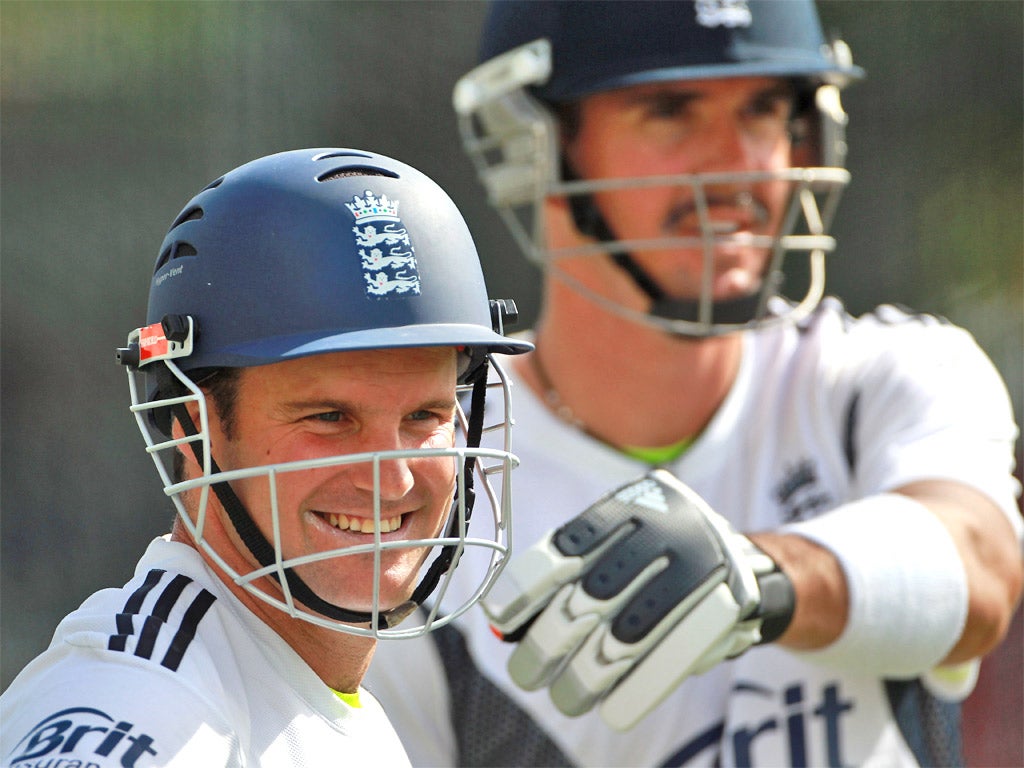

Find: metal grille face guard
122;336;521;640
454;40;851;338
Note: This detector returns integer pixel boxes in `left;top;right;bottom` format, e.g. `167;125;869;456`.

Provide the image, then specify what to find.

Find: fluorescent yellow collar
621;437;694;466
331;688;362;708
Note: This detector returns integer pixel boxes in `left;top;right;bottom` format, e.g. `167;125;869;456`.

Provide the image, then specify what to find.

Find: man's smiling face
182;346;460;616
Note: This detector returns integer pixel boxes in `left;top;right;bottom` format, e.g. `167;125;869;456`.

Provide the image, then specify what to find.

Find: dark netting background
3;2;1020;765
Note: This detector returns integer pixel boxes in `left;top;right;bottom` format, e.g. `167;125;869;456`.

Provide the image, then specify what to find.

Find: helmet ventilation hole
169;205;204;230
153;241;198;273
316;166;399;183
313;150;372;161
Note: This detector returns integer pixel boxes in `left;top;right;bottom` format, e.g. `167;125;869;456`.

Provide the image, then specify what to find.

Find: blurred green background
2;1;1021;763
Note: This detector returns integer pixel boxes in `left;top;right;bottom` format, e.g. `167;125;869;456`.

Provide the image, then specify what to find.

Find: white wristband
783;493;968;678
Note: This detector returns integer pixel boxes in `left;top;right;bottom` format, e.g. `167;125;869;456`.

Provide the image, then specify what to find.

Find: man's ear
790;113;821;168
169;398;204;440
543;194;597;251
169;398;207;478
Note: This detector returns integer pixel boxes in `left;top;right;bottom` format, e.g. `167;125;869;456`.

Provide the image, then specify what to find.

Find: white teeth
325;513;402;534
709;220;741;235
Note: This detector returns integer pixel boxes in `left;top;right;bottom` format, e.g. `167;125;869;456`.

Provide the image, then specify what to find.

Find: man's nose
347;432;416;501
690;118;762;174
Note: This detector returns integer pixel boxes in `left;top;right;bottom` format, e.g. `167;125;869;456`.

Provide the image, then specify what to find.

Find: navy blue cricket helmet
146;148;530;378
478;0;862;103
454;1;863;337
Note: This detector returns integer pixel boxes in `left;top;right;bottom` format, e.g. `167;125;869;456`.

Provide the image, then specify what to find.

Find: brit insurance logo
6;707;159;767
346;190;421;297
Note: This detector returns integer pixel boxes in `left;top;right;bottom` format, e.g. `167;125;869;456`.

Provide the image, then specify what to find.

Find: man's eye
409;410;438;422
408;409;456;425
309;411;341;423
747;95;794;121
646;96;691;120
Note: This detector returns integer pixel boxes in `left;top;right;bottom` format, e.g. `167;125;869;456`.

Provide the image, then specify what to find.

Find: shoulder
782;298;1013;432
58;539;234;685
1;540;248;767
798;299;978;350
776;298;1002;386
787;298;953;343
0;642;240;767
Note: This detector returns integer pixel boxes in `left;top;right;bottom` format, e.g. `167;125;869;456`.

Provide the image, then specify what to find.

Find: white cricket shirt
365;300;1022;767
1;536;411;767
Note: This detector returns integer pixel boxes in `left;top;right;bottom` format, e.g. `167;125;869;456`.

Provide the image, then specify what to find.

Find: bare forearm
753;481;1023;666
749;531;848;651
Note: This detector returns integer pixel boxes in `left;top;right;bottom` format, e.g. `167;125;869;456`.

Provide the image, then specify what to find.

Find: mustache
663;190;770;233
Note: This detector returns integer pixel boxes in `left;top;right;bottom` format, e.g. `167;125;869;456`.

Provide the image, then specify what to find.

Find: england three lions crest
346;190;421;297
694;0;751;28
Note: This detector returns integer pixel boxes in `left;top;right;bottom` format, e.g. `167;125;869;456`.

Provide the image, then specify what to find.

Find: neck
520;289;743;449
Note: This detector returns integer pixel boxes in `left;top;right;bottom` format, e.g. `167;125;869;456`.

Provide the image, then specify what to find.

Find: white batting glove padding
483;470;795;731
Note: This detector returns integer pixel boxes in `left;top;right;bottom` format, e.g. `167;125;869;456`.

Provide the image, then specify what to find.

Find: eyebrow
625;82;796;107
281;397;458;414
624;88;700;108
413;398;458;413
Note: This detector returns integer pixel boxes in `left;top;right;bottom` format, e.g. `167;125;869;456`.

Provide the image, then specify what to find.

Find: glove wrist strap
751;549;796;645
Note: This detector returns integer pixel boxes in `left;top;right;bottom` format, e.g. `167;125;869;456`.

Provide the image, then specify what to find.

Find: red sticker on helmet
137;322;169;363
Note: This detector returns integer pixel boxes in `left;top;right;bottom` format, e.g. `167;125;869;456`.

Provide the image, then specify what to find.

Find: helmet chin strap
170;364;488;631
566;176;766;331
610;251;765;326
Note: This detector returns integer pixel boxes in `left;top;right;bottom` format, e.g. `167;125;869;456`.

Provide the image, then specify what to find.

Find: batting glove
483;470;795;731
